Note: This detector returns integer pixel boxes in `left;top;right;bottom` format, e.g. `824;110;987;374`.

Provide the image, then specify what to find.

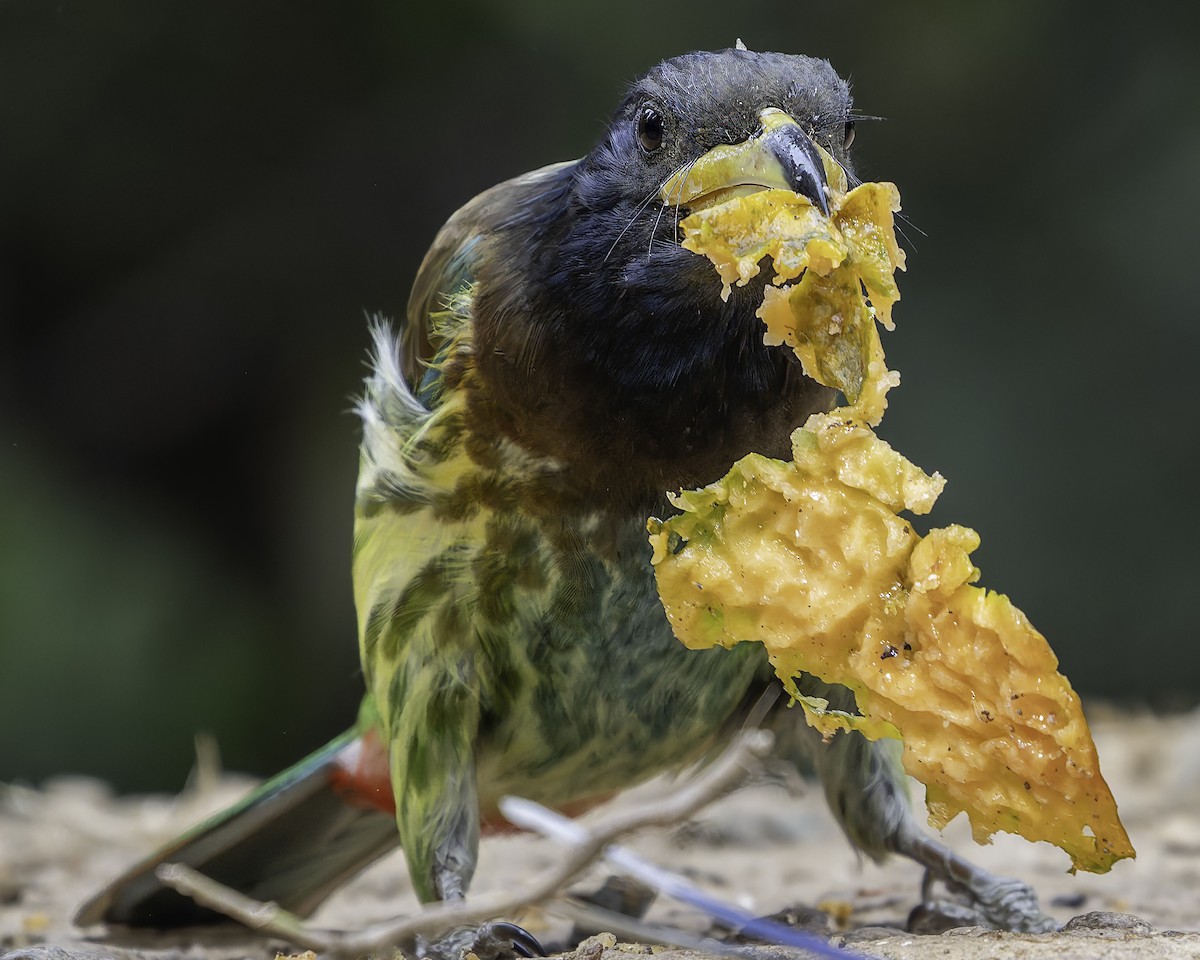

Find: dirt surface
2;708;1199;960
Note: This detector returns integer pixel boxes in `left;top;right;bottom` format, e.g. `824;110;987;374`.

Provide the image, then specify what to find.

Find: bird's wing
401;160;577;389
352;161;578;903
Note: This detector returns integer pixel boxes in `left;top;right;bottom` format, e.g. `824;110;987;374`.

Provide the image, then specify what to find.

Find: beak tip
815;187;831;217
763;119;832;217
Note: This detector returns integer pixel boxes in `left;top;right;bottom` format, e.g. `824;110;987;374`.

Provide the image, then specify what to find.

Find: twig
157;729;776;958
154;863;317;942
554;897;748;956
505;799;862;960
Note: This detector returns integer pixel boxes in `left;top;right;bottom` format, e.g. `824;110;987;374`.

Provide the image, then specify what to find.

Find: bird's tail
74;728;400;928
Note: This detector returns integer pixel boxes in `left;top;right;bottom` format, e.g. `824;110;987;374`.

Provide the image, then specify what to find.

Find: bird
76;47;1053;946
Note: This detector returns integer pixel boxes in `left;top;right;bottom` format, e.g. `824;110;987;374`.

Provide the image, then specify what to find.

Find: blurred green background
2;0;1197;793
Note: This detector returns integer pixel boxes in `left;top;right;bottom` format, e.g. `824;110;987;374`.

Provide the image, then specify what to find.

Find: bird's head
470;49;861;507
584;48;853;224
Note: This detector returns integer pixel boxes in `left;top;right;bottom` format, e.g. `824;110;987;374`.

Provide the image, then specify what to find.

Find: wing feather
401;160;577;388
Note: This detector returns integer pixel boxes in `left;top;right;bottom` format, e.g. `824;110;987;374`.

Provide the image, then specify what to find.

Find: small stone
1;950;106;960
574;931;617;960
745;905;832;937
941;926;993;938
1061;911;1155;936
836;925;904;943
908;900;986;934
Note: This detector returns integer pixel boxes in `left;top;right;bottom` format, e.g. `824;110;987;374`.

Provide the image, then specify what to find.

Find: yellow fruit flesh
649;148;1134;873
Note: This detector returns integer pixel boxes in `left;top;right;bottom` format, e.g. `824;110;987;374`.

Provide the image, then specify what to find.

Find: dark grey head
472;49;860;506
590;48;855;215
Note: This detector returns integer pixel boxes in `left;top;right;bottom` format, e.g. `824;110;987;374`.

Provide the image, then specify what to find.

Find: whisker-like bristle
604;179;668;263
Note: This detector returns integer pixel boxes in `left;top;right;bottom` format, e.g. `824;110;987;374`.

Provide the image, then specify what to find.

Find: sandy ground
2;708;1199;960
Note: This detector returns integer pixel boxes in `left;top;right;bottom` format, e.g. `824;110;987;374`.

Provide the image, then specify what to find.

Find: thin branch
505;800;862;960
554;897;747;956
153;863;317;942
157;730;776;958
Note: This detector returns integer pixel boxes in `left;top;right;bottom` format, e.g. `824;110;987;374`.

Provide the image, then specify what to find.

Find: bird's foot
417;920;547;960
908;865;1056;934
894;829;1055;933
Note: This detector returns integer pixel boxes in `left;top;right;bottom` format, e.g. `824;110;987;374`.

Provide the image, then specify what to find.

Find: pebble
836;925;905;943
1061;911;1155;936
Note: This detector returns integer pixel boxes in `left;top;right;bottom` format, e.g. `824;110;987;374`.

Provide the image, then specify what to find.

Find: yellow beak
660;108;838;215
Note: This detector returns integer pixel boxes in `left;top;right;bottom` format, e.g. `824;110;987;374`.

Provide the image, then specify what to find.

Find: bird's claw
486;920;548;958
913;867;1056;934
417;920;547;960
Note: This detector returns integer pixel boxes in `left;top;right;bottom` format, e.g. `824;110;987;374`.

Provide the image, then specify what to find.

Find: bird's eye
637;106;665;153
843;121;856;150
